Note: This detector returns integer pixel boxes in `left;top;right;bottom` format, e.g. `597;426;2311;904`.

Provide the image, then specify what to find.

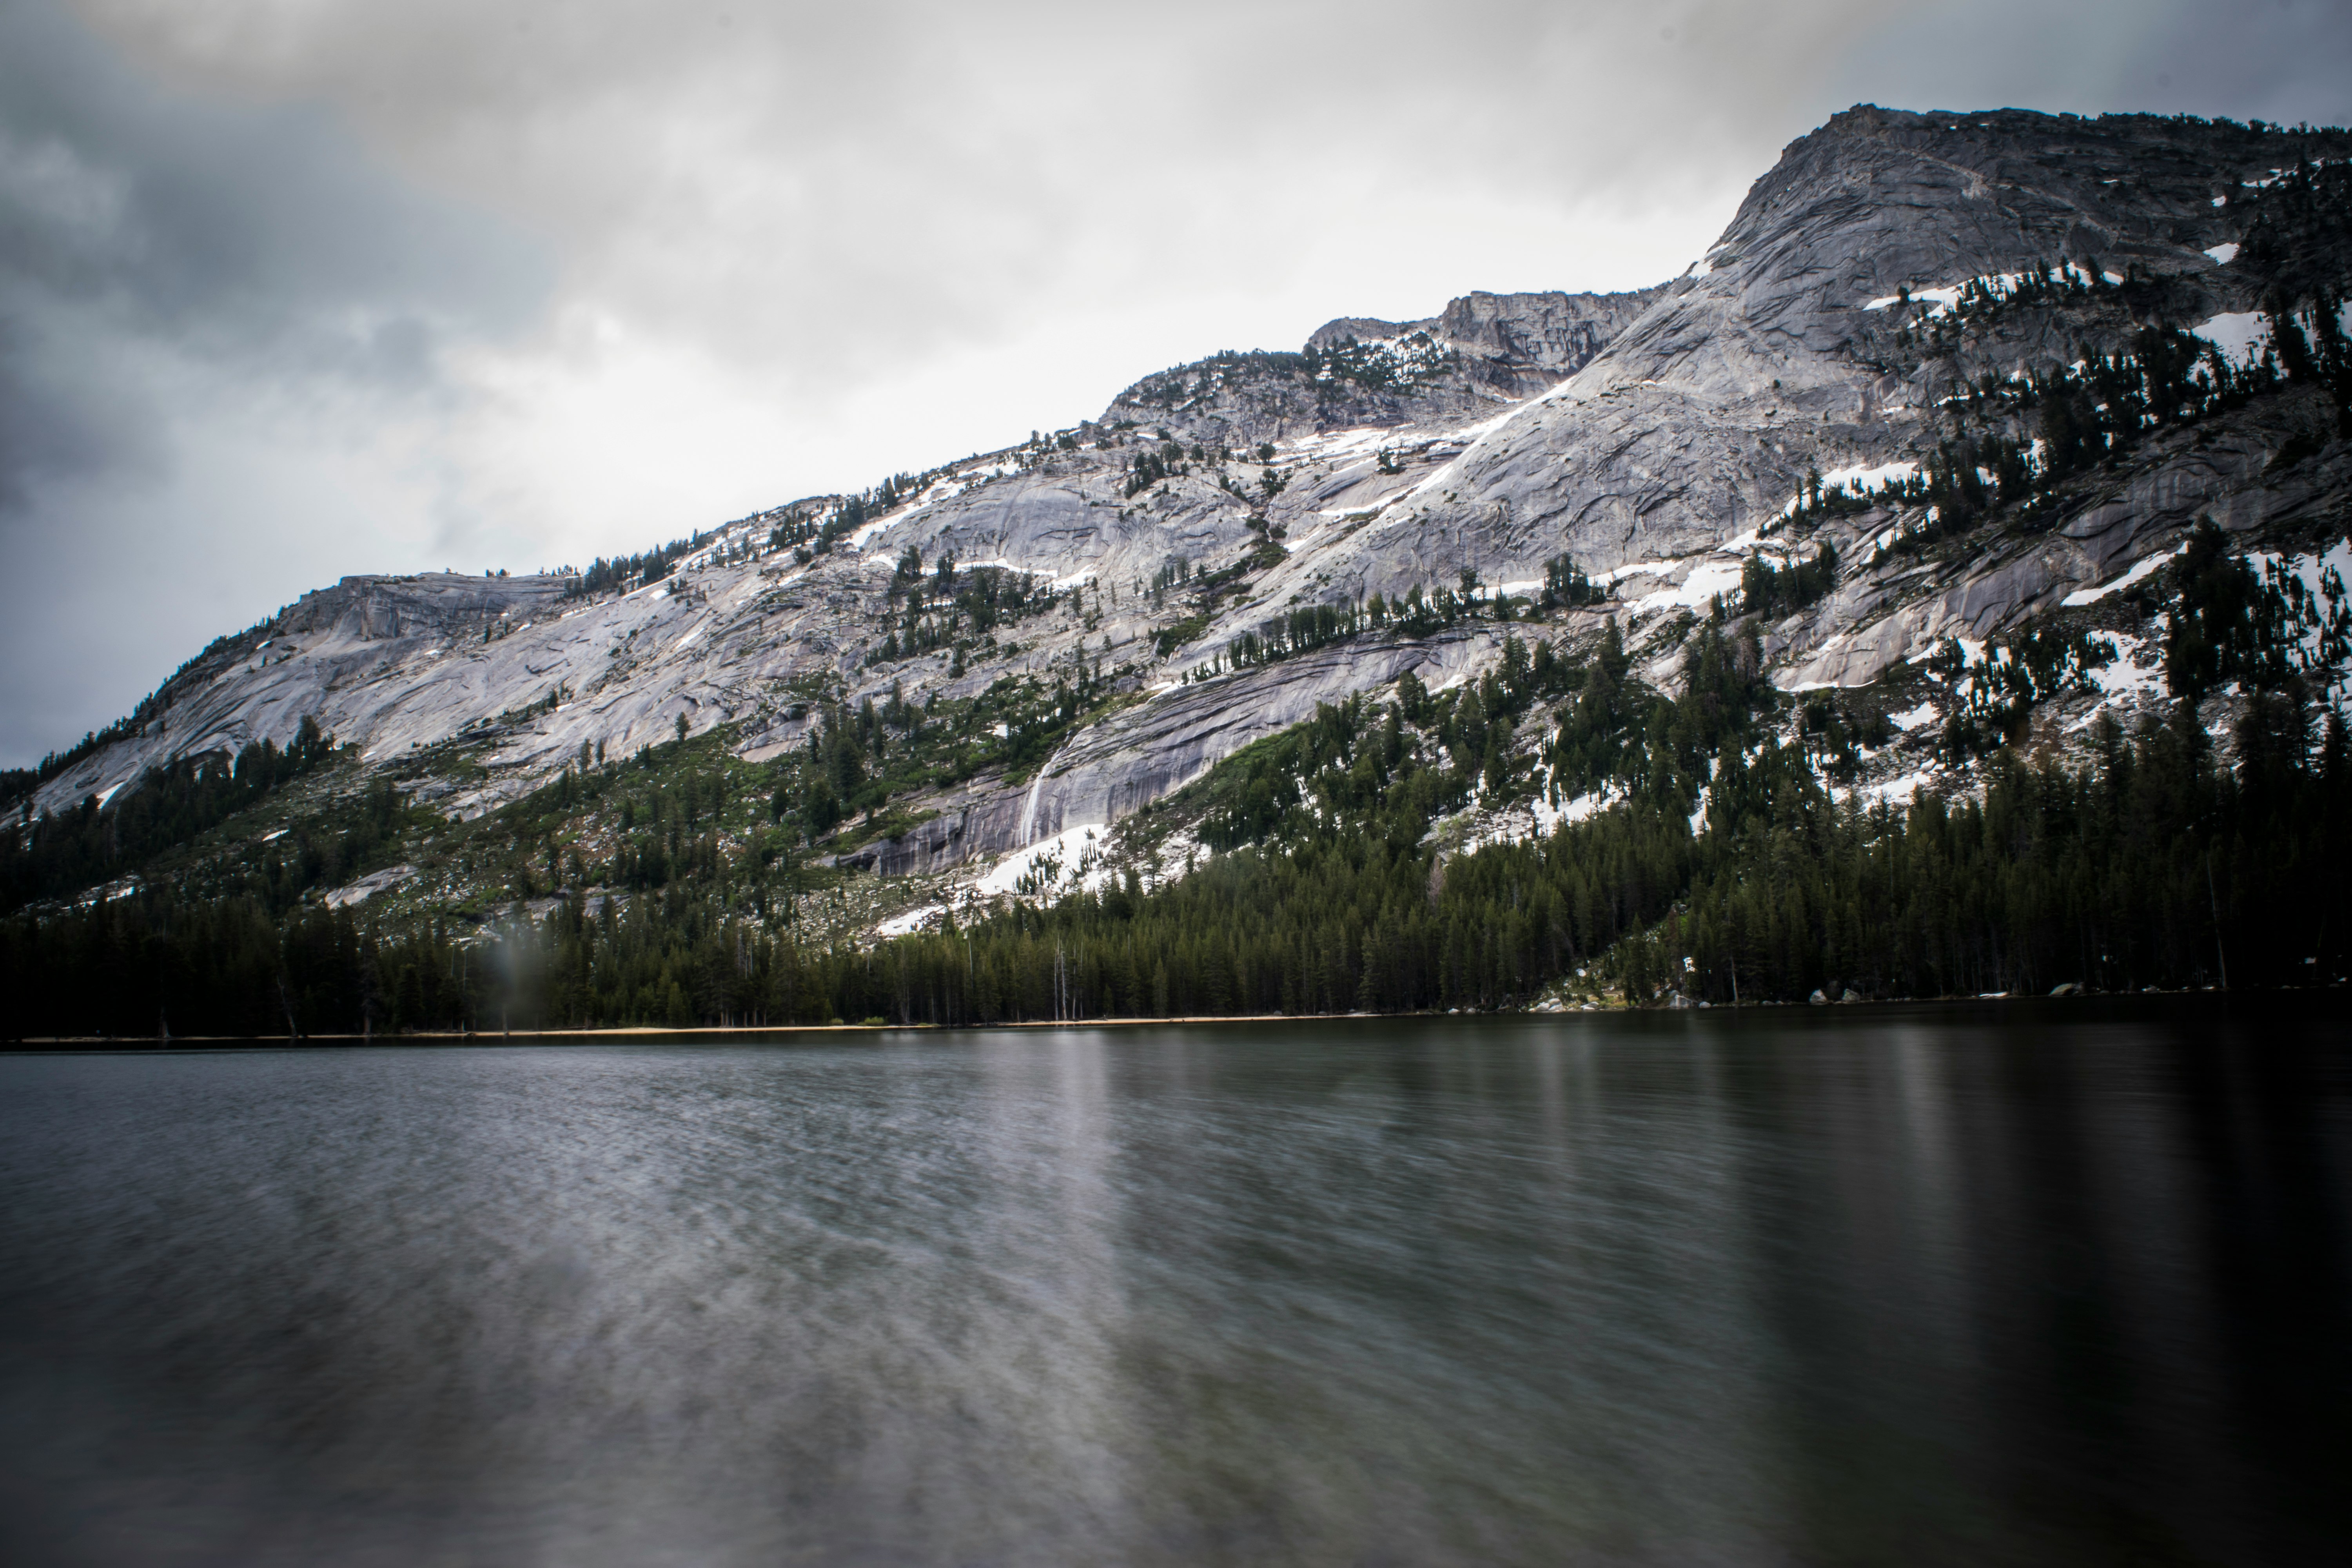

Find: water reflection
1;1002;2346;1564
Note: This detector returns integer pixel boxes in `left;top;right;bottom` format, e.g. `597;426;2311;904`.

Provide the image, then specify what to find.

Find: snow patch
2248;536;2352;606
1287;427;1394;461
2065;631;2170;731
1782;460;1918;517
1817;459;1918;490
1596;558;1673;586
847;508;916;552
2203;242;2240;265
874;904;946;938
1389;402;1544;506
2245;537;2352;692
325;864;414;910
1452;771;1615;854
974;822;1114;899
1862;265;2111;318
1847;770;1935;808
2190;311;2270;367
1887;701;1940;733
2086;633;2166;697
2062;543;2187;606
1629;557;1748;615
1451;403;1533;443
1556;789;1619;826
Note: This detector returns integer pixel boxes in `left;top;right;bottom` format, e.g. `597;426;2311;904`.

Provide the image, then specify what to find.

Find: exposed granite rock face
1320;106;2342;598
31;573;584;810
1102;287;1664;445
1300;288;1664;396
277;573;574;643
33;106;2352;875
1774;387;2352;689
2058;387;2350;556
1014;626;1516;844
1434;290;1664;394
829;625;1522;875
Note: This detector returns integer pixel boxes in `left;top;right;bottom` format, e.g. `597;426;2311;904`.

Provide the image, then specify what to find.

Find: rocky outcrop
1299;288;1666;396
277;573;572;644
1013;626;1515;847
1103;287;1667;446
1431;289;1664;395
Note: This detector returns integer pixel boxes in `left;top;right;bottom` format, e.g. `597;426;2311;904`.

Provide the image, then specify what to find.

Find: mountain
7;105;2351;1035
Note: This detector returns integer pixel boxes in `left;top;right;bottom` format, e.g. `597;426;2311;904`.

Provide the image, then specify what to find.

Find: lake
2;1001;2347;1564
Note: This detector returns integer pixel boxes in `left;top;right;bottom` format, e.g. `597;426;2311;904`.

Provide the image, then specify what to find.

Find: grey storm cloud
0;0;551;507
4;0;2351;767
35;0;2348;427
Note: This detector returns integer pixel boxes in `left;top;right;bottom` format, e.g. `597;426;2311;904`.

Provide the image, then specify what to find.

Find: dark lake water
3;1002;2348;1566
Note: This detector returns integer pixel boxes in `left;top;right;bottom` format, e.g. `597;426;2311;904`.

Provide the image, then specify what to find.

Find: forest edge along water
6;987;2341;1046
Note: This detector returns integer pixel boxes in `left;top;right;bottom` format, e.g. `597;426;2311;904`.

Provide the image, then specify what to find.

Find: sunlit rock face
33;105;2350;873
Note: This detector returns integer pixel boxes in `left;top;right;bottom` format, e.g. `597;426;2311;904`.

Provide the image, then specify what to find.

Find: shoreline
6;987;2339;1048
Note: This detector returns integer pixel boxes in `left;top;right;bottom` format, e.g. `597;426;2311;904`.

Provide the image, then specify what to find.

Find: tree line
2;718;340;916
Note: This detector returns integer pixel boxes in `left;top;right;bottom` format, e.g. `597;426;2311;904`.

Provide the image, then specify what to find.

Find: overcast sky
4;0;2349;766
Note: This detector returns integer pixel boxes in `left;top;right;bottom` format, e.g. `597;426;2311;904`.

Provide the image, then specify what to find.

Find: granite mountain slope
16;104;2352;932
